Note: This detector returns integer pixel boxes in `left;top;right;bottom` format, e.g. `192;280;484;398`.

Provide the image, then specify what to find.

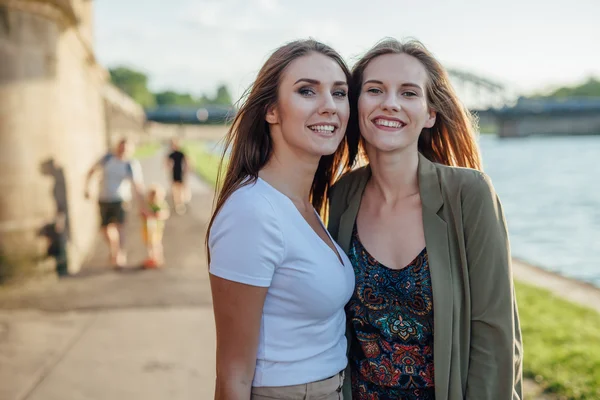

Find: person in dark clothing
166;138;191;214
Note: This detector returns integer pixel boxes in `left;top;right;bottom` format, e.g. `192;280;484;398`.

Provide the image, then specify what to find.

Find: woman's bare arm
211;275;268;400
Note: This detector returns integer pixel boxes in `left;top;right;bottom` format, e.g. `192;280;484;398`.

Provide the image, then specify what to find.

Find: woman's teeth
374;119;403;128
309;125;335;133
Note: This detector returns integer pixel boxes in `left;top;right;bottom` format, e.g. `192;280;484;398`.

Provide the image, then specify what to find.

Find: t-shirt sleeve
98;153;112;166
209;192;284;287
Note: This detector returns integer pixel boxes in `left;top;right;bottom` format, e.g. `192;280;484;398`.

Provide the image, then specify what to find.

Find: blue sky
94;0;600;103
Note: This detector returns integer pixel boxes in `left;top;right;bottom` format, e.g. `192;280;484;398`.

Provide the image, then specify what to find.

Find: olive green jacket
328;154;523;400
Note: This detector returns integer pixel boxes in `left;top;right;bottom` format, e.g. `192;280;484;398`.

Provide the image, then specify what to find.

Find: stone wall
103;83;148;147
0;0;144;283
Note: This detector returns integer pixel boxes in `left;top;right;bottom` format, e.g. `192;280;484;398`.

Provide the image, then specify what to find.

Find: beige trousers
251;371;345;400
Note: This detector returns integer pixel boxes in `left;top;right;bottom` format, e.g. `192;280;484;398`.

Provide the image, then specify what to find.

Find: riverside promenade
1;148;599;400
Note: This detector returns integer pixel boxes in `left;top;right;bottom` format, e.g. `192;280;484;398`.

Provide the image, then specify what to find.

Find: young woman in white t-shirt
207;40;357;399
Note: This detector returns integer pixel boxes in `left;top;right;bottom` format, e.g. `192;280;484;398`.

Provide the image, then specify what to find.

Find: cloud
257;0;280;12
292;20;344;43
178;0;283;32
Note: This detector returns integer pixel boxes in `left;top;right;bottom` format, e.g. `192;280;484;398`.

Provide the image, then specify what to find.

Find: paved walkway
0;150;217;400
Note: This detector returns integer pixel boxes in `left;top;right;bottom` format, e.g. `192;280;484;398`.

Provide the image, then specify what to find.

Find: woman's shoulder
433;163;491;187
330;166;370;201
218;180;279;221
433;162;495;195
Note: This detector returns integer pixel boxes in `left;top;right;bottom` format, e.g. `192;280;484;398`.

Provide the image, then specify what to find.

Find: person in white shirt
207;39;356;399
84;138;145;268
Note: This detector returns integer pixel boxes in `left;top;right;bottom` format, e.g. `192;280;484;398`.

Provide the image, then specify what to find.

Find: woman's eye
367;87;382;94
333;90;347;98
298;87;316;96
403;91;417;97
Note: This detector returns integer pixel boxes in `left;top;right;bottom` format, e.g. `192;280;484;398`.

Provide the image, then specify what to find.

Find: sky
94;0;600;105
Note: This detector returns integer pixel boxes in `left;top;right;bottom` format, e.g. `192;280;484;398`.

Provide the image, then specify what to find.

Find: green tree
108;66;234;108
199;94;211;104
109;67;156;108
212;84;233;106
155;90;198;106
549;77;600;97
530;77;600;99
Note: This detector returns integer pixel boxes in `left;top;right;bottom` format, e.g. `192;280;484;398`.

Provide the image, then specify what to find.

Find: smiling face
266;51;350;159
358;53;436;154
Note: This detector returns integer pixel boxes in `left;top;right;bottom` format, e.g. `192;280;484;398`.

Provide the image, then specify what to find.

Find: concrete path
0;150;217;400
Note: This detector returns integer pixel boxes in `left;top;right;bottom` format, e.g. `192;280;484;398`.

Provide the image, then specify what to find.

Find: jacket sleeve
462;172;523;400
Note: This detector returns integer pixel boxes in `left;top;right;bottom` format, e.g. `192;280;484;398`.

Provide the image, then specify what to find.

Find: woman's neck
259;146;319;212
366;145;420;205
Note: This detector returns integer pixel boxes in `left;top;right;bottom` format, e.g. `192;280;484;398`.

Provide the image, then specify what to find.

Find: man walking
85;138;145;268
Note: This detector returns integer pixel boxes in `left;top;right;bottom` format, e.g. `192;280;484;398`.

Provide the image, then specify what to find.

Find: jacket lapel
419;154;453;399
337;166;370;253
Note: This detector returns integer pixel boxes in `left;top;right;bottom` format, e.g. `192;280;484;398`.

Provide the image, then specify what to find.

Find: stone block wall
0;0;144;283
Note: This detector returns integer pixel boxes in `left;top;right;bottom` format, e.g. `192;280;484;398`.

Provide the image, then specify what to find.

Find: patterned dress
346;225;435;400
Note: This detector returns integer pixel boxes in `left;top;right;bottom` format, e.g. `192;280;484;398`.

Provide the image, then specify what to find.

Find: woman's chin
312;139;344;157
365;136;417;154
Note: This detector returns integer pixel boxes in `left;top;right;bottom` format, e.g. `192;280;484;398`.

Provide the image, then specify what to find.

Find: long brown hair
347;38;482;170
206;39;354;262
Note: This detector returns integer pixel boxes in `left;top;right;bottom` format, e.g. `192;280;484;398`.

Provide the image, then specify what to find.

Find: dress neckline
352;223;426;272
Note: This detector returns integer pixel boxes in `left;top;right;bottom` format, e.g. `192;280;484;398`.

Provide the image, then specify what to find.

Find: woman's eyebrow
363;79;422;91
294;78;348;86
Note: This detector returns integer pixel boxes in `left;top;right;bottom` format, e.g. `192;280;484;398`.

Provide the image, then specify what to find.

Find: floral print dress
346;224;435;400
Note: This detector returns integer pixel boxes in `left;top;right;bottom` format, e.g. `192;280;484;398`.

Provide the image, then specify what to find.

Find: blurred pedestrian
84;138;145;268
141;184;170;268
166;138;191;215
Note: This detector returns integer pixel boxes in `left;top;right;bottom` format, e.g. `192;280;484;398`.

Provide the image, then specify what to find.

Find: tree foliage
549;77;600;97
108;66;234;108
531;77;600;99
155;91;197;106
213;84;233;106
109;67;156;108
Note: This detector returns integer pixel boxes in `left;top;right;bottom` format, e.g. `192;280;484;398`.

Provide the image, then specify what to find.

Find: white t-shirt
209;177;355;387
97;154;143;202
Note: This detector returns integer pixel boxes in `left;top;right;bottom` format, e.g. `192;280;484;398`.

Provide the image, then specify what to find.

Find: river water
479;135;600;287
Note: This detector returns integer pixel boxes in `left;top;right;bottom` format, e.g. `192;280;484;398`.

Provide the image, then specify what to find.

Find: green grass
478;122;498;135
516;281;600;399
179;139;600;399
133;142;161;159
182;141;226;187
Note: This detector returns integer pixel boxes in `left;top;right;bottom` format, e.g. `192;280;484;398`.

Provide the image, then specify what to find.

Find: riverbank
513;259;600;314
513;260;600;398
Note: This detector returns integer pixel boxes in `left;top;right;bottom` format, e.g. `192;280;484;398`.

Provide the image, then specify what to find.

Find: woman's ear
265;104;279;125
424;109;436;129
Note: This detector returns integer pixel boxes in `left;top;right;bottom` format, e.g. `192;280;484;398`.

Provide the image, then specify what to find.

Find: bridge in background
475;97;600;137
145;105;234;126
